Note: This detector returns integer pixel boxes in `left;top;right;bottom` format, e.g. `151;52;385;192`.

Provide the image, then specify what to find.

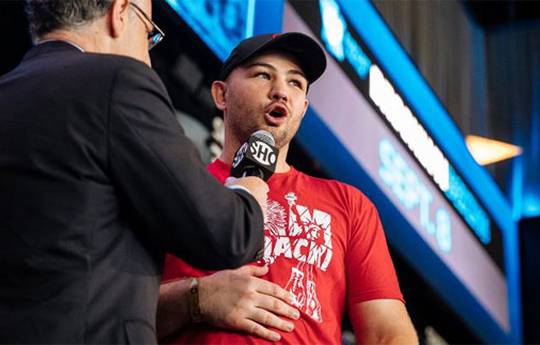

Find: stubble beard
227;103;299;150
233;122;291;149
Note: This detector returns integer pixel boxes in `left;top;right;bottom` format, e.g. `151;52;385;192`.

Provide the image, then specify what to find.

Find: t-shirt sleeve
345;188;404;305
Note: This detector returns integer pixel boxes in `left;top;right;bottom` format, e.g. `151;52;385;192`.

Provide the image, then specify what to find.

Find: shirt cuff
226;184;251;195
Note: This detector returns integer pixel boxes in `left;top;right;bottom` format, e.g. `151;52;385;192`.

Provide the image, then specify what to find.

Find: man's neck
40;22;108;54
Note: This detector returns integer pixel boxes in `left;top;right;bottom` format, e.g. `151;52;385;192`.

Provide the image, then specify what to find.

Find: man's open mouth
267;104;288;118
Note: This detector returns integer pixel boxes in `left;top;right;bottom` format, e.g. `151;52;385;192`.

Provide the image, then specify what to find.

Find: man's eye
290;79;304;89
256;72;270;79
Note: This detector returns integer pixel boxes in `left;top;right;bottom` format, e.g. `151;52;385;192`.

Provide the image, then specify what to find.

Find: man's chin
242;126;287;147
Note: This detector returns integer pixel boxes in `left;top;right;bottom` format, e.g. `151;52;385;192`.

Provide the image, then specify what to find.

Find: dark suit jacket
0;41;264;344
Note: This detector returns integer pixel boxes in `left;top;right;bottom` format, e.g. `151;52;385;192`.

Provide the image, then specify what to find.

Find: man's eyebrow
288;69;307;80
244;61;276;71
245;62;307;80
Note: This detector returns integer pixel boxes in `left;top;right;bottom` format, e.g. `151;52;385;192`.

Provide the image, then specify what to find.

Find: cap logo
271;33;281;39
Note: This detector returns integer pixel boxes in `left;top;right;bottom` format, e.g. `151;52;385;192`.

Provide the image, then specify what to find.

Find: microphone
230;130;279;181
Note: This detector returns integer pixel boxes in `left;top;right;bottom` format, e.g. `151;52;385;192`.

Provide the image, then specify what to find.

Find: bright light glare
370;65;449;191
466;135;522;166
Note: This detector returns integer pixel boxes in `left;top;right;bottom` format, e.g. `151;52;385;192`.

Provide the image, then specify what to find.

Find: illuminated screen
283;0;509;334
165;0;255;59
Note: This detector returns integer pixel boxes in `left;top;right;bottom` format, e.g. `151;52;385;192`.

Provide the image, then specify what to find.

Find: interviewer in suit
0;0;268;343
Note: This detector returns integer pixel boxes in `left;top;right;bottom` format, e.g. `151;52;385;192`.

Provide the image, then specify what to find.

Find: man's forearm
156;265;299;342
359;327;418;345
156;279;192;341
350;299;418;345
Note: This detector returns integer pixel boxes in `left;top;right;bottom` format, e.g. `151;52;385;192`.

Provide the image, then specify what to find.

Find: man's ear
301;97;309;119
211;81;227;111
109;0;130;38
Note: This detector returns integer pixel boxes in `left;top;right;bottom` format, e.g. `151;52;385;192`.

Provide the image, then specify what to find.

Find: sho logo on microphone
232;142;248;169
230;130;278;181
249;140;277;167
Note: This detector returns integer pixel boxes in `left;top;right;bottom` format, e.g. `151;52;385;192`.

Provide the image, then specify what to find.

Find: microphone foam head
252;130;275;146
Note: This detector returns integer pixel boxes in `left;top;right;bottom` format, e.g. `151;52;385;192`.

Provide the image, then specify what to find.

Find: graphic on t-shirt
266;200;287;237
263;192;333;322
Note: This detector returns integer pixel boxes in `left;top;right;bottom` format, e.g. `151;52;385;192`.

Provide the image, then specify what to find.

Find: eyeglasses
129;2;165;50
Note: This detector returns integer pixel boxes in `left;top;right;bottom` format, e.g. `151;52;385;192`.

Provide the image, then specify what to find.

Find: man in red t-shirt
157;33;417;344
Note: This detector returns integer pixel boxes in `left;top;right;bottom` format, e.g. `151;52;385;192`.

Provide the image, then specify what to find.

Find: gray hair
26;0;114;40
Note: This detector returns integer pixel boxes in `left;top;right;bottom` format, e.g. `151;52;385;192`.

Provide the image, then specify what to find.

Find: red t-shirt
162;159;403;344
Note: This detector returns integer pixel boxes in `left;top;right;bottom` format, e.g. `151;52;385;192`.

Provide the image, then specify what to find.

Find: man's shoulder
293;168;372;205
76;52;156;79
294;169;357;192
15;43;155;81
17;48;160;91
69;53;167;100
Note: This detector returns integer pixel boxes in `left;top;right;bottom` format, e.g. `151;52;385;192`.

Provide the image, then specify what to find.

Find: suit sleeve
107;60;264;270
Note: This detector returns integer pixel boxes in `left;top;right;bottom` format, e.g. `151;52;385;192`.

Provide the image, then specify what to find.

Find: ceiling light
465;135;522;166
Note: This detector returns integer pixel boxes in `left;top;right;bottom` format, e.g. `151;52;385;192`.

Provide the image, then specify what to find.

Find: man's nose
269;79;288;102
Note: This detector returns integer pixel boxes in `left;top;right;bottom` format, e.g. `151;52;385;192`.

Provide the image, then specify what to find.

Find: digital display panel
288;0;504;270
165;0;255;59
283;0;510;337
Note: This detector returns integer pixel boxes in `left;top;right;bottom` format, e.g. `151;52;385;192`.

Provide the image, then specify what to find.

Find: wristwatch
189;278;203;323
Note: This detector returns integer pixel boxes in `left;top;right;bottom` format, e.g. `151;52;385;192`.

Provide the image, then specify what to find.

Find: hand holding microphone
226;130;279;219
